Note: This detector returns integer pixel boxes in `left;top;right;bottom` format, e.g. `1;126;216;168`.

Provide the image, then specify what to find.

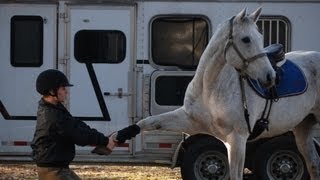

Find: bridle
224;17;271;139
224;16;267;75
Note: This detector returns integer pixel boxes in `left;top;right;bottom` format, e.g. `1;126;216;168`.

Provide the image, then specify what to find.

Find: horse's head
224;8;276;88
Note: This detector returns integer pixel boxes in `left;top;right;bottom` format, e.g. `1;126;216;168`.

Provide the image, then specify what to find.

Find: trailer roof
1;0;319;3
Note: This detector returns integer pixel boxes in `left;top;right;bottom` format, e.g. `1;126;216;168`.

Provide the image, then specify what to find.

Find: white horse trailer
0;0;319;179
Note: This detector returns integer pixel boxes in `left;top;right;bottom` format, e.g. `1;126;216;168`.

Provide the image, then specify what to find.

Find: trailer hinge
59;12;69;23
134;66;143;72
59;57;68;65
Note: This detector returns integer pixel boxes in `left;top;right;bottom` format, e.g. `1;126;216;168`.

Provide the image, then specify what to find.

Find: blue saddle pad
248;60;307;99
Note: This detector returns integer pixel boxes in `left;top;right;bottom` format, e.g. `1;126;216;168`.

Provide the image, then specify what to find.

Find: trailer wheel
180;140;229;180
252;136;309;180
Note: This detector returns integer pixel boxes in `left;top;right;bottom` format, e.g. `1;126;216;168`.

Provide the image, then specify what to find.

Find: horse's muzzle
259;73;276;89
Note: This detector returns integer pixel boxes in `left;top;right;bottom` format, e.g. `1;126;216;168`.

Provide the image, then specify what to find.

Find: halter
224;17;271;139
224;16;267;75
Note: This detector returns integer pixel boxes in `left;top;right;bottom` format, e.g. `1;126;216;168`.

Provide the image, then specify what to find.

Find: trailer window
151;16;209;69
155;76;193;106
74;30;126;63
11;16;43;67
257;16;291;52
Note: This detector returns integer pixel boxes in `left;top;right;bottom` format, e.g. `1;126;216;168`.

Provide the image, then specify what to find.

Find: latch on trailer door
104;88;132;98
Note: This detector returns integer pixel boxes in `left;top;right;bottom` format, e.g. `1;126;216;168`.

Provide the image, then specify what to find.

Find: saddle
264;43;286;67
247;44;308;140
248;44;308;99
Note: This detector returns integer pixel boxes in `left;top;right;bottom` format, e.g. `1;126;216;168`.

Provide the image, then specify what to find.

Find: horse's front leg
225;131;248;180
136;107;201;134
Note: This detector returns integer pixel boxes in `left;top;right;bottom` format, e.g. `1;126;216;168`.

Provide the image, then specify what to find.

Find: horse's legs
293;115;320;180
136;107;201;134
225;131;247;180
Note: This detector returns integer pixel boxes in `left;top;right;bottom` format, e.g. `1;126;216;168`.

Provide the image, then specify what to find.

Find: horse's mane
190;18;231;91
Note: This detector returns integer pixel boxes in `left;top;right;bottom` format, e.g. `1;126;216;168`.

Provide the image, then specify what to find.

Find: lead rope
246;84;276;140
239;74;252;134
258;87;278;130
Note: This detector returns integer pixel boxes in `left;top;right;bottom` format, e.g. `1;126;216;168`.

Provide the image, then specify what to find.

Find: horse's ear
235;8;247;22
249;7;262;23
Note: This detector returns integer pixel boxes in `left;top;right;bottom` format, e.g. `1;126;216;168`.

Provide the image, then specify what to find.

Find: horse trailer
1;0;320;179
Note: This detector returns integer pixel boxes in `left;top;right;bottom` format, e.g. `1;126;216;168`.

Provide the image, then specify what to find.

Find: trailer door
68;5;135;144
0;4;56;153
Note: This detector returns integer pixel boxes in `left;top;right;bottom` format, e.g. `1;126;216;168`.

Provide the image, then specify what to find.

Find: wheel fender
171;139;184;169
171;134;225;168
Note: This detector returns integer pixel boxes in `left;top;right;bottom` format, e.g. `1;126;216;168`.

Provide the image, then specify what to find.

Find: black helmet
36;69;73;95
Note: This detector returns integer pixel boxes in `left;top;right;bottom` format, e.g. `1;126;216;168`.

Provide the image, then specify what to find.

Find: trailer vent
257;16;291;52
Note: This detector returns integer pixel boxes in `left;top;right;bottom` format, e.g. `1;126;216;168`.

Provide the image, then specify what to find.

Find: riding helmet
36;69;73;95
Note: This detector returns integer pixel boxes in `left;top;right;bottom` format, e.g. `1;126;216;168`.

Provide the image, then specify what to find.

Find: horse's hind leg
293;115;320;180
136;107;202;134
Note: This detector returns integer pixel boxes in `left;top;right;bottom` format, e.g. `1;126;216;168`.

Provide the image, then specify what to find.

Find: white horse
136;8;320;180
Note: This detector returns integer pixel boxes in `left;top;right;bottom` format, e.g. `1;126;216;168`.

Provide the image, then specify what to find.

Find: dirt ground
0;163;182;180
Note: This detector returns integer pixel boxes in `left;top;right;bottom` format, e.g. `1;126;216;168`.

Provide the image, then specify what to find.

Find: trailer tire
252;136;309;180
180;139;229;180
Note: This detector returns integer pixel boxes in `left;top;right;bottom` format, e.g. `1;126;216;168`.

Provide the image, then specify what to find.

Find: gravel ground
0;164;181;180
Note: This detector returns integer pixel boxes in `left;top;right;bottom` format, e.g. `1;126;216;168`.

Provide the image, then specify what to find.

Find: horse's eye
242;37;251;44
